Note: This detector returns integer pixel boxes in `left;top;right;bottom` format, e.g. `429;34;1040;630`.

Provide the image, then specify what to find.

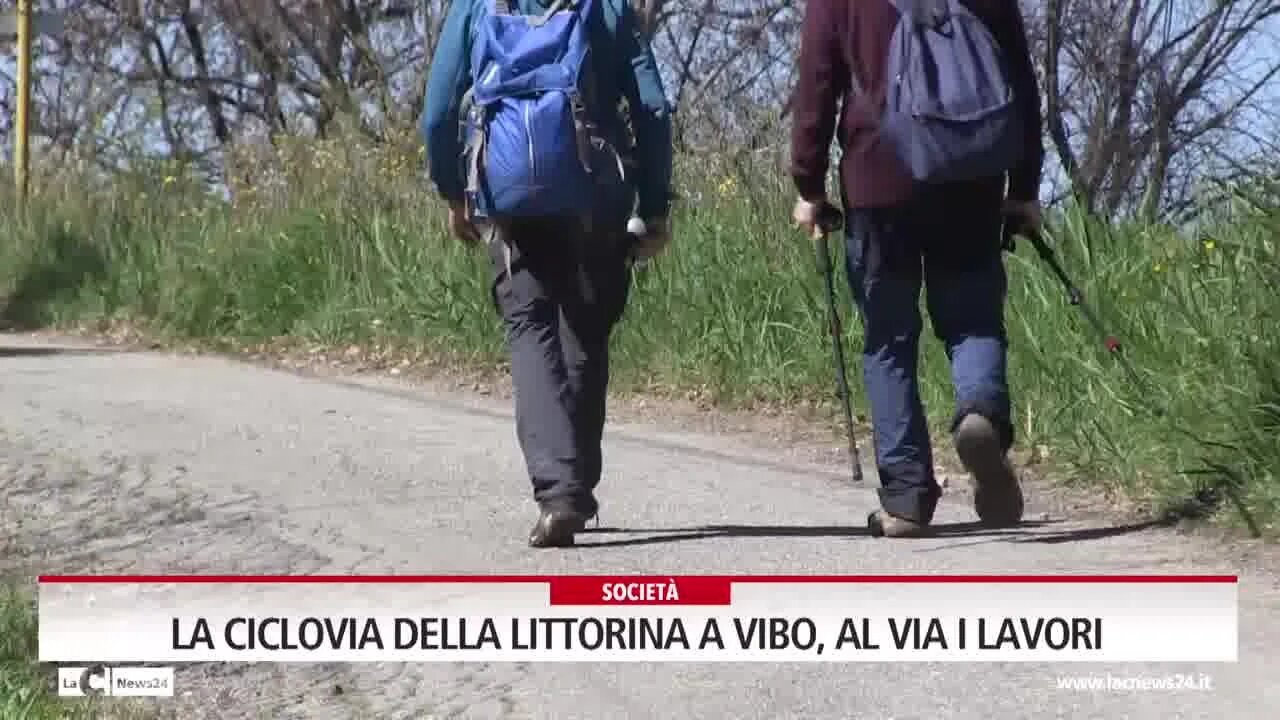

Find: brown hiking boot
528;508;589;548
867;510;931;538
953;413;1024;527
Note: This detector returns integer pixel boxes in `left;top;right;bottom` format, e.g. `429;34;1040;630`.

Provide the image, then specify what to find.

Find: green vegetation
0;582;53;719
0;132;1276;536
1;581;104;719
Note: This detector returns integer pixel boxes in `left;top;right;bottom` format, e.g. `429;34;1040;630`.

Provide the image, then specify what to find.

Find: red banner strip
37;574;1238;584
548;576;731;606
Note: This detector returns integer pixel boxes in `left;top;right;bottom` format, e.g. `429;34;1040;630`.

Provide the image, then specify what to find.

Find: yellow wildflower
1202;239;1215;251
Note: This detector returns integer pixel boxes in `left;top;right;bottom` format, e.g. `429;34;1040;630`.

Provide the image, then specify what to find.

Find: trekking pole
1015;224;1265;535
1019;226;1151;398
812;204;864;483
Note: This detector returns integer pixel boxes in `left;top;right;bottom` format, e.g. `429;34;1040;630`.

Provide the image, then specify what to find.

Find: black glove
1001;208;1037;252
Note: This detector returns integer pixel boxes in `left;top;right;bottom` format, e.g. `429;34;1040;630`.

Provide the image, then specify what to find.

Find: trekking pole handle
811;203;844;272
816;203;844;234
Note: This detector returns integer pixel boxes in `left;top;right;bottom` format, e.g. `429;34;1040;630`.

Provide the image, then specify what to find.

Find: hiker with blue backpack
421;0;673;547
789;0;1045;537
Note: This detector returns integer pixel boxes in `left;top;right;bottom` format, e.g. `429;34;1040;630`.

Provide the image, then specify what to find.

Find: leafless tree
0;0;1274;222
1035;0;1280;219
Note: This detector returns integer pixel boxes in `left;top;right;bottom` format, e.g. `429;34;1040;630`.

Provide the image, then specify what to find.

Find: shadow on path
0;346;121;359
1009;518;1171;545
573;519;1086;548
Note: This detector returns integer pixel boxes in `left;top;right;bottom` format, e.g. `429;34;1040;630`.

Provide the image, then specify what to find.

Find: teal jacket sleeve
421;0;474;203
612;2;673;219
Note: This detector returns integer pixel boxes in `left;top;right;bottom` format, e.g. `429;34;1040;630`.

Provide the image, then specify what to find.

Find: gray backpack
870;0;1024;184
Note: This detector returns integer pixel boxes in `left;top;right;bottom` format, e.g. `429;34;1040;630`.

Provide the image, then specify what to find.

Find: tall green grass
0;134;1275;536
0;584;53;719
1;582;154;719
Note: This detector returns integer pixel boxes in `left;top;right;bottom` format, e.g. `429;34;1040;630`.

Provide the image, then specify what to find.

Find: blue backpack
873;0;1023;184
461;0;626;221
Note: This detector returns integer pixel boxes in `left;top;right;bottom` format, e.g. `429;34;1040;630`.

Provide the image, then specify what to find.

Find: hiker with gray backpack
789;0;1045;537
421;0;673;547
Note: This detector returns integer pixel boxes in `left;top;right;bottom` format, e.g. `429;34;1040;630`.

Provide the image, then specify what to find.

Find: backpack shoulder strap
596;0;618;34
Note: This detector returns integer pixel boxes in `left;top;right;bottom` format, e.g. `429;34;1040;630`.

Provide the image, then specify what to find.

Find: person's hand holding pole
793;197;832;239
796;195;863;484
1001;197;1041;250
1003;198;1042;233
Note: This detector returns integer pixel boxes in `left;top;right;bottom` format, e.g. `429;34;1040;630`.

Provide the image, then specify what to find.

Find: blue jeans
843;185;1013;525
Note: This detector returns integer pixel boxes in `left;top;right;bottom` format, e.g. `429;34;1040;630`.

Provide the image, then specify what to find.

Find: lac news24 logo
57;665;174;697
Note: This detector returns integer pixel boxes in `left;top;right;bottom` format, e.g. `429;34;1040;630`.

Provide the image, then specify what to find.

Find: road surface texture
2;332;1276;719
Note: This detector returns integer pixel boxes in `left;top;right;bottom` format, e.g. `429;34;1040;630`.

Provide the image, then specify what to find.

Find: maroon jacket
789;0;1044;208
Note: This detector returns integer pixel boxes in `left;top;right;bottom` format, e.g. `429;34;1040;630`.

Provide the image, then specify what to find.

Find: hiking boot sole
954;413;1024;527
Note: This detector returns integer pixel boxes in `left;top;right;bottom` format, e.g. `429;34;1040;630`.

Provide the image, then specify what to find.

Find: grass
0;580;142;719
0;582;54;719
0;131;1276;538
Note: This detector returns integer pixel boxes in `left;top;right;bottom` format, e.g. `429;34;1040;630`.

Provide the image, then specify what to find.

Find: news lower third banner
38;574;1238;663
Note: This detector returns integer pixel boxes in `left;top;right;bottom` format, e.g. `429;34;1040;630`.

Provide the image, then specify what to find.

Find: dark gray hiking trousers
485;217;633;516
